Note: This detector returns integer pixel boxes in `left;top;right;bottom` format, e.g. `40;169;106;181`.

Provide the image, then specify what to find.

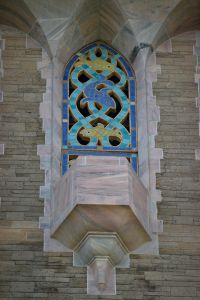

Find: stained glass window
62;42;137;174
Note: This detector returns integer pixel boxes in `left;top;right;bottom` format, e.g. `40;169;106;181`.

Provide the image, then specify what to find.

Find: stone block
11;282;34;292
6;212;24;221
0;144;4;154
0;229;26;242
26;230;43;242
171;287;196;297
195;149;200;160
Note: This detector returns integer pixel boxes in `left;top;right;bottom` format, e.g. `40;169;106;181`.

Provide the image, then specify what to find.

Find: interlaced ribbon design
68;46;130;148
62;43;137;174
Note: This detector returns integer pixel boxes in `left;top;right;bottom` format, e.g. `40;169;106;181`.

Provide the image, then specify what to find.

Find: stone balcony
51;155;151;295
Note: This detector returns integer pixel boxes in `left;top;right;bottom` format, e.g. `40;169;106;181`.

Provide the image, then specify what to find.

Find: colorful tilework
62;154;68;174
62;42;137;174
131;154;138;173
63;103;68;119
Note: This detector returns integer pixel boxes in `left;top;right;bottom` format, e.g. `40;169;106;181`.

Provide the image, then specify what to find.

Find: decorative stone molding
75;233;129;295
37;50;52;203
133;48;163;254
37;50;53;249
38;50;66;251
87;256;116;295
146;52;163;246
194;32;200;160
51;155;151;295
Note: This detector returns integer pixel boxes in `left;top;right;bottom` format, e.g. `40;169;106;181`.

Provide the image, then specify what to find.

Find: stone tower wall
0;29;200;299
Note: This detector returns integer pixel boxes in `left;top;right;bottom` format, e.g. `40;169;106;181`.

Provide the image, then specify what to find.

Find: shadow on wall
0;0;200;64
0;0;52;58
55;0;138;65
56;0;200;65
153;0;200;50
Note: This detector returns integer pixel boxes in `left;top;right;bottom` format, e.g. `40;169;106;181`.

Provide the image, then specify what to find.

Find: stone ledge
74;232;130;267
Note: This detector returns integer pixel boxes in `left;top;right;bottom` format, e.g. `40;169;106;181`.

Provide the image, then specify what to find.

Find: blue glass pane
103;146;131;151
80;43;97;53
99;43;117;54
63;103;68;119
68;150;132;157
67;145;97;150
119;57;134;77
62;122;68;146
62;42;137;173
131;130;137;148
63;83;68;100
130;79;135;101
131;154;138;173
63;55;78;80
131;105;136;129
62;154;68;175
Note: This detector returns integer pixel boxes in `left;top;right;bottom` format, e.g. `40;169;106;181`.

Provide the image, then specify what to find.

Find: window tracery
62;42;137;173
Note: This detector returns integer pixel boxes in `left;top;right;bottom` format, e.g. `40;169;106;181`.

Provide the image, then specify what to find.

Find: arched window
62;42;137;174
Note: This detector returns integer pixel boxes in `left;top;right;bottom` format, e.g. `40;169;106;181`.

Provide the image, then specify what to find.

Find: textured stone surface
37;50;65;252
0;1;51;57
194;34;200;160
133;48;163;255
154;35;200;256
1;0;200;66
51;156;150;252
0;28;200;299
0;29;45;244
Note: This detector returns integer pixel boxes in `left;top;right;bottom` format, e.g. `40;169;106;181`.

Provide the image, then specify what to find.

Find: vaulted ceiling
0;0;200;62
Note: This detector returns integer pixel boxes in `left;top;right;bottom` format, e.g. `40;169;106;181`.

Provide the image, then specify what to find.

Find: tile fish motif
62;43;137;174
64;44;135;150
80;75;115;111
80;123;122;145
75;56;115;72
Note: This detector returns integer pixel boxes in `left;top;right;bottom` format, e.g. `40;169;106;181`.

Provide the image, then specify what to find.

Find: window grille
62;42;137;174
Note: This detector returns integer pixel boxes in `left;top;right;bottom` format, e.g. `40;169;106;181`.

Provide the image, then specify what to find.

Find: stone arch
152;0;200;51
0;0;51;58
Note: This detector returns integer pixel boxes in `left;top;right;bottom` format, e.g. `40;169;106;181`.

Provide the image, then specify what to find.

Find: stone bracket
87;257;116;295
50;155;151;295
73;232;130;295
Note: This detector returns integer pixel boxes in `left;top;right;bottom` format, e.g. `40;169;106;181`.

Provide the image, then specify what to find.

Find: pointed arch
62;42;137;174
